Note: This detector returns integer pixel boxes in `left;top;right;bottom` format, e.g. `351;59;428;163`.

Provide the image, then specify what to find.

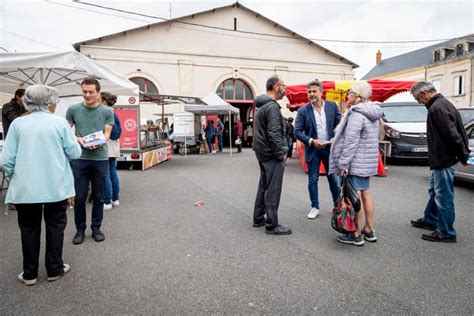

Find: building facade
75;2;356;121
363;34;474;108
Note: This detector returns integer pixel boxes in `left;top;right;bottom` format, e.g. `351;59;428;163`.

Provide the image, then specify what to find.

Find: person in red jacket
234;118;243;152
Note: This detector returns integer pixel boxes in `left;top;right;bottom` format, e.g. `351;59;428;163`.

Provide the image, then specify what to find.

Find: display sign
115;108;139;149
173;112;195;137
143;144;172;170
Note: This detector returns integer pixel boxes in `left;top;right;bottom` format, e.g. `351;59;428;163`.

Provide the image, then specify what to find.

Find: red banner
115;108;139;149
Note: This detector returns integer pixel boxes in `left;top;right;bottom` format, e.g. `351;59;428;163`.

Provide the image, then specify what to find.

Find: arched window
130;77;158;101
216;79;253;102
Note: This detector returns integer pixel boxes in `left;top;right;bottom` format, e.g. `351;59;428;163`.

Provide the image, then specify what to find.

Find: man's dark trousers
71;159;108;232
253;159;285;230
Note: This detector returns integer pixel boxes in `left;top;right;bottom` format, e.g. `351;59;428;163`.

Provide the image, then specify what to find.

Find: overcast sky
1;0;473;79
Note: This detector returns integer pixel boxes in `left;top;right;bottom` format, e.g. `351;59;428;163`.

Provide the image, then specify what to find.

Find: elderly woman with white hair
1;85;81;285
329;81;383;246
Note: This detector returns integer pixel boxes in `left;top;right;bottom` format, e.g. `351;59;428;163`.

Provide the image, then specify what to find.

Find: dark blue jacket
204;124;215;139
110;113;122;141
294;101;341;163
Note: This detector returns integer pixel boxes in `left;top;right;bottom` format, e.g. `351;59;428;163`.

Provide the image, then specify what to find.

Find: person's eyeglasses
307;90;319;94
278;83;287;89
348;90;359;97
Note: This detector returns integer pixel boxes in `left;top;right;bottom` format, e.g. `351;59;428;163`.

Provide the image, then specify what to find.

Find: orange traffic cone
377;153;387;177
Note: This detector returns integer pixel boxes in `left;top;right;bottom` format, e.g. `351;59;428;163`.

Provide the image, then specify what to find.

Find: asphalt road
1;149;473;315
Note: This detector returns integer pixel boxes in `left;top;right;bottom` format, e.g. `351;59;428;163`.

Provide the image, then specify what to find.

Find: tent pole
229;109;232;157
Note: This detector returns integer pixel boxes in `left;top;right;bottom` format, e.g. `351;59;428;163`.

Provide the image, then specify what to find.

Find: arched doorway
216;78;254;147
130;77;159;101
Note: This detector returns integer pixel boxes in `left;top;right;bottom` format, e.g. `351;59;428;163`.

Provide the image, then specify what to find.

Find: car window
465;125;474;148
467;126;474;139
459;109;474;125
382;106;427;123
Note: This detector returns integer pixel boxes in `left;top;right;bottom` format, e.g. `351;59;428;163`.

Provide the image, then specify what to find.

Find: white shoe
48;263;71;282
307;207;320;219
18;272;37;286
112;200;120;207
103;203;112;211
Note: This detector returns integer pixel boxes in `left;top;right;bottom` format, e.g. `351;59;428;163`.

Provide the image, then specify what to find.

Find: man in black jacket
252;75;291;235
410;81;470;243
2;89;26;138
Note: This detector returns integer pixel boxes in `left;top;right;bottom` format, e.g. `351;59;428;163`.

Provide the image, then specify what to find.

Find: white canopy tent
185;93;240;156
0;51;139;96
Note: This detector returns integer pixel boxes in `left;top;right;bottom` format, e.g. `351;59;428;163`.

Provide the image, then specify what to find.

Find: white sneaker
17;272;37;286
307;207;320;219
103;203;112;211
112;200;120;207
48;263;71;282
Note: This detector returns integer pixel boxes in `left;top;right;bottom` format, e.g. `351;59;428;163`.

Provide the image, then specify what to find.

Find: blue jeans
71;159;108;232
206;137;213;153
423;165;456;238
217;134;223;151
104;158;120;204
307;147;340;209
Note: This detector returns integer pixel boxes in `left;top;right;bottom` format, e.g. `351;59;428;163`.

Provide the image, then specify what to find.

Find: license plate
412;147;428;152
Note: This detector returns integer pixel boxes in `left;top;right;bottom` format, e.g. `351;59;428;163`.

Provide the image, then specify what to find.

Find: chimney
376;50;382;65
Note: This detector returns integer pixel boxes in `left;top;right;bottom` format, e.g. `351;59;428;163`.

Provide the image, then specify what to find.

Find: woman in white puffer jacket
329;81;383;246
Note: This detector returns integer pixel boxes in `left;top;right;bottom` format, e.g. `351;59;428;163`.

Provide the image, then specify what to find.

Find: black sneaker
336;233;364;246
252;222;265;227
265;225;292;235
410;218;436;230
92;229;105;242
361;229;377;242
422;231;456;243
72;231;85;245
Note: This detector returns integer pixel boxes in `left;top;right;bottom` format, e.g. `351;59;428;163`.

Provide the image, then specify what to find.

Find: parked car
379;102;428;159
458;107;474;126
454;118;474;183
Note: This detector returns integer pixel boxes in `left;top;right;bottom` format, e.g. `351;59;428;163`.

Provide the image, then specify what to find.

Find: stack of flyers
82;131;106;148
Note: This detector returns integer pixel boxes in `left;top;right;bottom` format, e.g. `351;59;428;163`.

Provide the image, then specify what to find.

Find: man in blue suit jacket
294;79;341;219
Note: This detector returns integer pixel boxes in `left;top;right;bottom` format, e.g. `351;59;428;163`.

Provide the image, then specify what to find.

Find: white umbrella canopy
185;93;240;156
184;93;239;115
183;103;239;115
0;51;138;96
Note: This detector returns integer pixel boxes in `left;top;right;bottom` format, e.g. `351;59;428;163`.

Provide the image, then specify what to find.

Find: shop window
454;75;464;96
216;79;254;102
130;77;158;101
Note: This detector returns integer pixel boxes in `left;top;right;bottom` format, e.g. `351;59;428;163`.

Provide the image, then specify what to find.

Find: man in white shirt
294;79;341;219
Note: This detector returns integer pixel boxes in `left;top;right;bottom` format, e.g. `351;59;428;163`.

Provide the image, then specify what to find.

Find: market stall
116;93;205;170
184;93;240;156
285;79;416;176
